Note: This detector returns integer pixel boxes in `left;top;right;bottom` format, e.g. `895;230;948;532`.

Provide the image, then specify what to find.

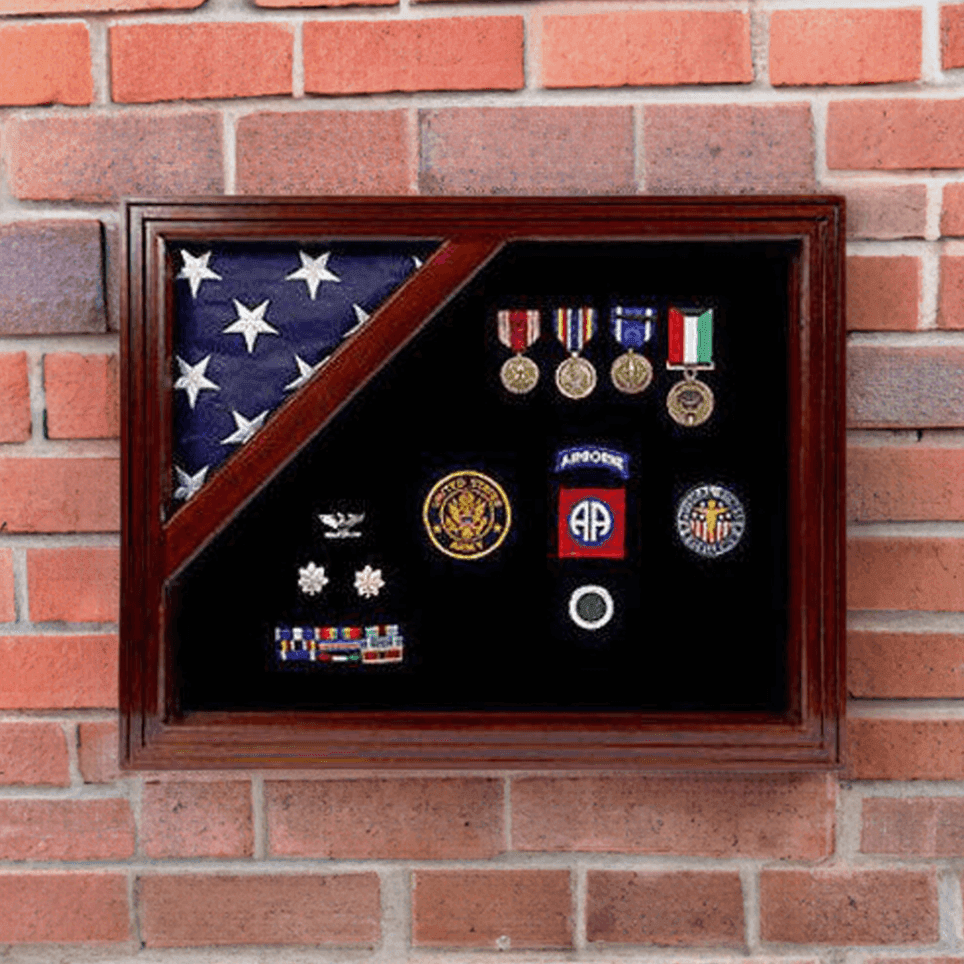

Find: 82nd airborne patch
675;484;745;558
558;488;626;559
423;470;512;560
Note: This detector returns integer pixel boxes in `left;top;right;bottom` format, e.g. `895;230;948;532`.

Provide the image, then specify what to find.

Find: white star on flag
223;299;279;353
220;408;268;446
284;354;324;392
178;250;221;299
174;355;220;409
354;564;385;598
286;251;341;300
342;304;370;339
173;464;209;501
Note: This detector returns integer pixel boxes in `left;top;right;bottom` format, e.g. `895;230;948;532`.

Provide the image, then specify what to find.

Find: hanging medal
665;307;715;427
610;305;655;394
497;309;541;394
554;307;597;399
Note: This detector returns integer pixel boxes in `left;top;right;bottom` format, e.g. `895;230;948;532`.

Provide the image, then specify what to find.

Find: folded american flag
171;242;433;502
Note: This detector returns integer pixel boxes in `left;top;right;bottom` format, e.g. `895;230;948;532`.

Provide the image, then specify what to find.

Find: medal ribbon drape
497;309;541;394
610;305;655;394
665;306;715;427
554;307;597;399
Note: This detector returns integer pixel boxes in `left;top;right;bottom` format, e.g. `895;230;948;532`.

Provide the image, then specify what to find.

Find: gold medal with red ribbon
497;309;540;394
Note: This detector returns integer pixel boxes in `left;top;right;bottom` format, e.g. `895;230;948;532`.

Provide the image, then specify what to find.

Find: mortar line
251;773;267;860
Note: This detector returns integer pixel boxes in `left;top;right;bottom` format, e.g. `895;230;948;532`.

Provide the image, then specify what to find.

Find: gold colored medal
500;355;540;394
610;351;653;394
555;354;597;400
666;373;714;427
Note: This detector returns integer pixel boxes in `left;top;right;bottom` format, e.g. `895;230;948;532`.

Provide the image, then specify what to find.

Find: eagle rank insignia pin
676;484;745;558
319;512;364;539
423;470;511;560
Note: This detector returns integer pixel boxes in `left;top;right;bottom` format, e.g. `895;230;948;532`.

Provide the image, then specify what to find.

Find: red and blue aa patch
557;487;625;559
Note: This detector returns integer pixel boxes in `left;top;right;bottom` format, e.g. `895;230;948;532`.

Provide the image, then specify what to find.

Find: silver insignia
319;512;365;539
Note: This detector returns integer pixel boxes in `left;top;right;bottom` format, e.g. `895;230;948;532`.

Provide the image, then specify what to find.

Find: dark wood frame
121;196;845;770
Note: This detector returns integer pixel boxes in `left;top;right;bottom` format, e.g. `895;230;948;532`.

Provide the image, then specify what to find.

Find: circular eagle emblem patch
676;484;746;558
423;470;512;560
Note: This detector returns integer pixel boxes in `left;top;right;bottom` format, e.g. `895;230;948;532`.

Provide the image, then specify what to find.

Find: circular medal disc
666;377;714;427
555;355;597;400
610;351;653;394
500;355;539;394
568;585;615;630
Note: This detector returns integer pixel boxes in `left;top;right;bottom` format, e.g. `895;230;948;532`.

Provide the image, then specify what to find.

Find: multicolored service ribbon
555;307;596;353
275;625;403;664
497;309;540;353
610;305;655;350
667;308;713;369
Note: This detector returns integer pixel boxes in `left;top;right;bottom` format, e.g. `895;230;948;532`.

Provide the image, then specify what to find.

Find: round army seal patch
676;484;746;558
423;470;511;560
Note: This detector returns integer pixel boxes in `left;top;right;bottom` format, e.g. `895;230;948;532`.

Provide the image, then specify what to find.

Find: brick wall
0;0;961;956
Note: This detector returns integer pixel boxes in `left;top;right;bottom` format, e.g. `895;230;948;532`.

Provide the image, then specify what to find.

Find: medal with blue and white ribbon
497;309;540;394
610;305;655;394
666;307;715;426
554;307;597;399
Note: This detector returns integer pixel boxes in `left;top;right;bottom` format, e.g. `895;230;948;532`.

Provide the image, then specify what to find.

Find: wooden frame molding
121;196;845;770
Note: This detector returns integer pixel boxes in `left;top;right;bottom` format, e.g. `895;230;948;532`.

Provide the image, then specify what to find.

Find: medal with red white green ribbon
665;307;715;426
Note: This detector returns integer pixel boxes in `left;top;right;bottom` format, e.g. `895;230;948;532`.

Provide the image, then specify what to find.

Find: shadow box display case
121;196;845;770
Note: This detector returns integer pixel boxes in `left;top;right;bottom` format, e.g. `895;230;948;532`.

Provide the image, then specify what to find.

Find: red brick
828;99;964;170
420;106;634;195
43;354;118;440
0;873;129;942
0;723;69;786
0;0;201;12
770;9;920;87
850;719;964;780
27;548;119;622
644;104;814;194
848;537;964;611
943;6;964;69
257;0;390;8
0;635;117;709
0;221;105;335
0;551;13;623
413;870;571;949
111;24;291;103
304;18;522;95
268;777;502;858
850;631;964;698
848;346;964;427
513;774;833;858
943;184;964;236
941;256;964;328
0;800;133;860
761;869;938;944
0;353;30;443
863;798;964;855
0;459;119;533
834;183;927;239
587;871;744;947
848;255;920;330
237;110;410;195
5;112;222;202
849;446;964;521
540;11;751;89
143;781;252;858
139;874;379;947
77;721;119;783
0;23;91;106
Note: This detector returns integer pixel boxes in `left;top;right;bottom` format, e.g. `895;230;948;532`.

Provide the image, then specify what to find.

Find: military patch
568;585;615;630
676;484;745;558
558;488;625;559
423;470;511;560
553;445;630;479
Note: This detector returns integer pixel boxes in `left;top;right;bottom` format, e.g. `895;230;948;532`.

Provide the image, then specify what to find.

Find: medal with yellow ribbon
554;307;597;400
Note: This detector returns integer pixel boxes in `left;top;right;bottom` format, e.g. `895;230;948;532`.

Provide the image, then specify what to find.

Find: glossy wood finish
121;197;845;770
